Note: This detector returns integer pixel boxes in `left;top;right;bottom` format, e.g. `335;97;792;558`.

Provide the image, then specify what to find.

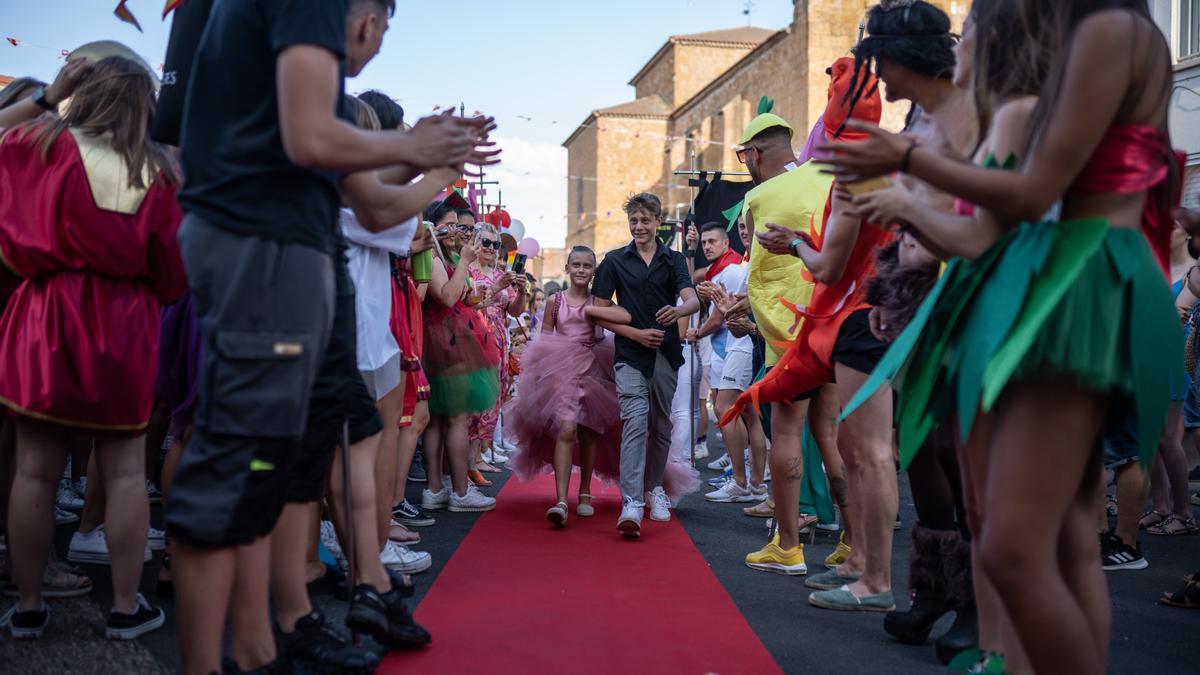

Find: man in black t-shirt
164;1;496;672
591;193;700;538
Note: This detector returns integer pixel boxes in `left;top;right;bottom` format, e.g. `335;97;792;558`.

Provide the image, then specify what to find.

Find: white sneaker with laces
421;486;450;511
617;498;643;537
705;480;756;503
67;526;151;565
56;479;83;510
692;442;709;461
449;484;496;512
707;453;731;471
147;526;166;552
648;487;672;522
380;540;433;574
54;506;79;525
319;520;345;565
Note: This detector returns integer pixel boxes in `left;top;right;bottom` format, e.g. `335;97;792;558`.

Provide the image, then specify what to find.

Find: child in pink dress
506;247;700;526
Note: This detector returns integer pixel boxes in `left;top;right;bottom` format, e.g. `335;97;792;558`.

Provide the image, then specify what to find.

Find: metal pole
688;150;698;467
339;421;358;641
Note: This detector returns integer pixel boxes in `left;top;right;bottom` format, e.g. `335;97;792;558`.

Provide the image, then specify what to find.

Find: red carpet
380;473;782;674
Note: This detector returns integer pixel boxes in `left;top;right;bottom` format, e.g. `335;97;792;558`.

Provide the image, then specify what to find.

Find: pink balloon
516;237;540;258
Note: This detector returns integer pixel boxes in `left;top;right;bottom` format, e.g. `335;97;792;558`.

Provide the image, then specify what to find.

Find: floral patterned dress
468;265;514;441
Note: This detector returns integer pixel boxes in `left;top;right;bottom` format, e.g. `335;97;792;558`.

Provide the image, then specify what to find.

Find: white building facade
1153;0;1200;204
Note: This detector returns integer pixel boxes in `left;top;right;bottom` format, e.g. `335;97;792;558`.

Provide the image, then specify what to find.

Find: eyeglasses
480;239;503;250
735;145;760;165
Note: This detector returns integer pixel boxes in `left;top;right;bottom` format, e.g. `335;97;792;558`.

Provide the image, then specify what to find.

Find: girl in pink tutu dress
505;246;632;526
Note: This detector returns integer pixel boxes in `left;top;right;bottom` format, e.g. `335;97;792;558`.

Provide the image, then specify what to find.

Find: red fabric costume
721;58;889;424
1069;124;1184;277
0;126;185;431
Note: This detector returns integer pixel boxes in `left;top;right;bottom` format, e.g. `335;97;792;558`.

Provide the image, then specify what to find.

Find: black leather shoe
279;610;380;674
345;584;432;649
935;599;979;664
884;589;952;645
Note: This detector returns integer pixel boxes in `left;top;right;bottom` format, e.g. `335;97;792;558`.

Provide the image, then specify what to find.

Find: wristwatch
30;86;57;111
789;238;805;257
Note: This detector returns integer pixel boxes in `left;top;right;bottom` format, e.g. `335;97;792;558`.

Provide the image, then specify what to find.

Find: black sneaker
146;480;163;505
345;584;432;650
1;602;49;639
221;656;285;674
392;499;435;527
408;454;427;483
1101;534;1148;571
279;610;380;675
106;593;165;640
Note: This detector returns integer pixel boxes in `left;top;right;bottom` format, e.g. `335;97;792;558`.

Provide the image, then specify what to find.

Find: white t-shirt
710;262;752;356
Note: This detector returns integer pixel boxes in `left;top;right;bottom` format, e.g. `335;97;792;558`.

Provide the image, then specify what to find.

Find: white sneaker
56;479;83;510
147;527;166;552
707;453;731;471
421;486;450;511
617;498;643;538
54;506;79;525
380;540;432;574
67;526;151;565
648;486;672;522
749;483;769;501
705;480;758;503
449;484;496;512
319;520;345;565
692;442;709;460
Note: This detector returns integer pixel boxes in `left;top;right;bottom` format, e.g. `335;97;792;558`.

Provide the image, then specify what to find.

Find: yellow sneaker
824;531;852;568
745;536;807;575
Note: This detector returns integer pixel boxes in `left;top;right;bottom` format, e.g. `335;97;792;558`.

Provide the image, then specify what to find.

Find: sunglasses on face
480;239;503;250
735;145;760;164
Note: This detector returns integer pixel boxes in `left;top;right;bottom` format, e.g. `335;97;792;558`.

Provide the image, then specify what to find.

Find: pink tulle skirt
504;332;700;503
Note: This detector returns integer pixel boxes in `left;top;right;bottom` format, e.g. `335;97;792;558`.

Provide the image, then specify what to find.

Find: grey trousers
615;352;678;503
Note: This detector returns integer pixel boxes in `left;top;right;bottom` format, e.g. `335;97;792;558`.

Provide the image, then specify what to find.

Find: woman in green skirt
823;1;1182;673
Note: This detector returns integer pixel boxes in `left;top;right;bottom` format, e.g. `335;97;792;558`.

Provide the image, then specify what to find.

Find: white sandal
546;502;568;528
577;493;595;518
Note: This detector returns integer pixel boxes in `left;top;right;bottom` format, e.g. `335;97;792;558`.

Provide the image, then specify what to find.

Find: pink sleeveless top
554;293;602;343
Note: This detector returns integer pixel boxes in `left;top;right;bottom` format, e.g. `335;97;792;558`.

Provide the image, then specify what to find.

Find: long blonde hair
25;56;176;188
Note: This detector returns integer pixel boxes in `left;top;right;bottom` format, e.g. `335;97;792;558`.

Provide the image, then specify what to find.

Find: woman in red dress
0;56;186;640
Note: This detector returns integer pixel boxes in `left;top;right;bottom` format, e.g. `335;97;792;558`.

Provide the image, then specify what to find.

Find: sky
0;0;795;247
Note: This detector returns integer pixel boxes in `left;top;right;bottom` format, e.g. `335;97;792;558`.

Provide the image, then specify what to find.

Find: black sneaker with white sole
1101;533;1148;571
106;593;165;640
345;584;432;649
279;610;380;675
2;602;49;639
392;499;435;527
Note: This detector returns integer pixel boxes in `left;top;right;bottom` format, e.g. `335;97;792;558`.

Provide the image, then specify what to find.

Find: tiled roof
594;96;673;118
672;27;776;46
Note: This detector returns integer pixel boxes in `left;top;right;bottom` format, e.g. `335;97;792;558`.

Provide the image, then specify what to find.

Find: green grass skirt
843;220;1180;468
427;366;500;417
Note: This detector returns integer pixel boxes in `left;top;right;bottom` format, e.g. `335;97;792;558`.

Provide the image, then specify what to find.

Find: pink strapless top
554;294;603;343
1069;124;1182;275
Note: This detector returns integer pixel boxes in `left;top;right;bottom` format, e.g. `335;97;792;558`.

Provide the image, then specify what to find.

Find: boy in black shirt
591;193;700;538
165;1;496;672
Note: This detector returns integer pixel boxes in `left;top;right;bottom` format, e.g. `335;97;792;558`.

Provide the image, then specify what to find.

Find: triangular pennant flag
722;199;744;232
6;38;20;47
114;0;144;32
163;0;185;18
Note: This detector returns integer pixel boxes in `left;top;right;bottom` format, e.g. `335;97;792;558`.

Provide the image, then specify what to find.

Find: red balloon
484;207;511;229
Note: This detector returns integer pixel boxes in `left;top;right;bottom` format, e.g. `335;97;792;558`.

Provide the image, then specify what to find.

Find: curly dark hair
864;240;939;343
845;1;957;117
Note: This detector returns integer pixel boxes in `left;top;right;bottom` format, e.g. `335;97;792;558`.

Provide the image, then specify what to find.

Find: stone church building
563;1;965;254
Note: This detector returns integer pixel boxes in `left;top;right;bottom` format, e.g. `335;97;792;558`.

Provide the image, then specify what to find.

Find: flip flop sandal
1158;579;1200;609
2;561;94;598
1146;515;1200;536
1138;510;1170;530
476;462;501;474
389;526;421;545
